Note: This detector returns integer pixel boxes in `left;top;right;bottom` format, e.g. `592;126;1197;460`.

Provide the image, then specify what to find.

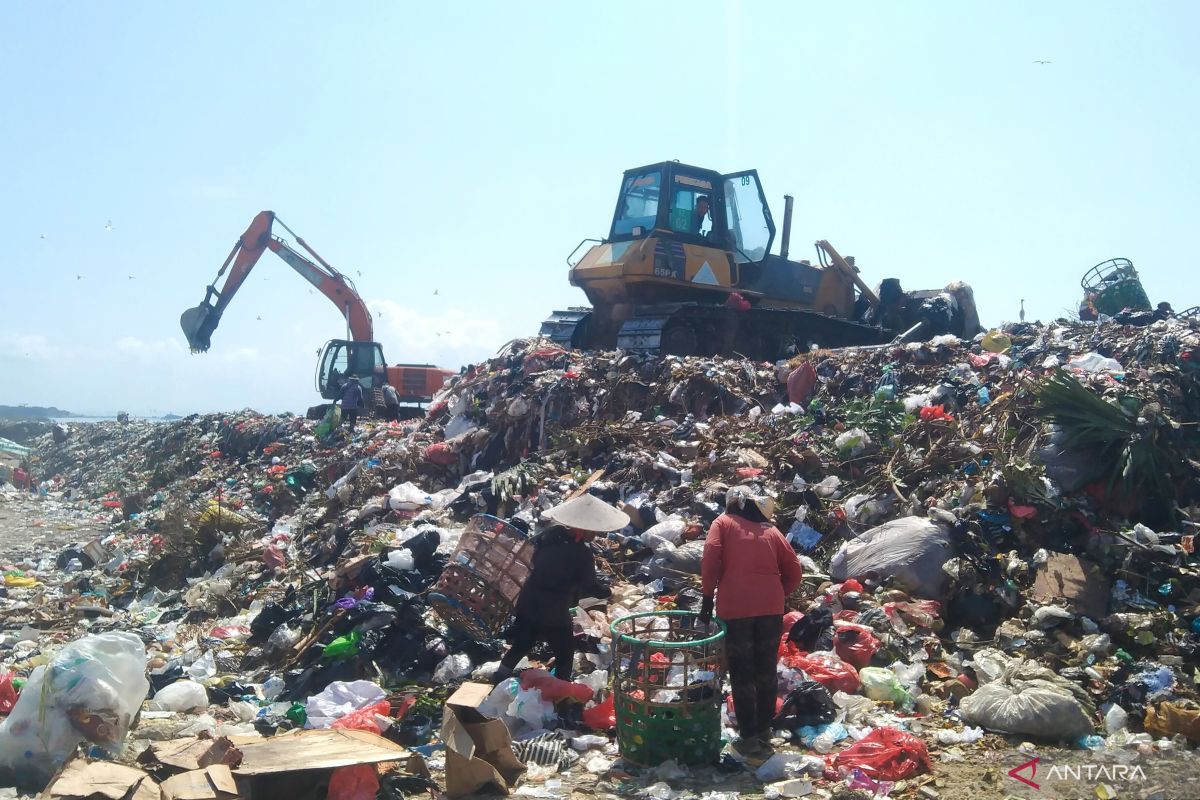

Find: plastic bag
581;694;616;731
642;517;686;545
829;516;955;598
305;680;387;729
387;482;432;511
327;700;391;800
773;681;836;729
0;674;16;715
859;668;913;707
507;687;557;731
834;427;872;456
433;653;472;683
790;652;859;694
832;727;931;780
520;669;594;703
0;632;148;788
148;679;209;712
959;676;1095;740
833;623;880;669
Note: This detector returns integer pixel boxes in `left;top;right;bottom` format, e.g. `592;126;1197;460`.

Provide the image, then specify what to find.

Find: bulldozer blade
180;303;217;352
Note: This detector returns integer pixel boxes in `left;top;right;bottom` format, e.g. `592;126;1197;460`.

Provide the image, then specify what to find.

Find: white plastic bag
959;676;1095;740
148;679;210;712
433;653;472;683
0;632;149;787
834;427;872;456
829;516;955;598
642;517;686;545
388;482;432;511
305;680;387;728
1068;352;1124;375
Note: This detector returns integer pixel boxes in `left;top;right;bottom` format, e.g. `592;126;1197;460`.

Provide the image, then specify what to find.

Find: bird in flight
256;315;263;321
128;275;136;280
105;220;113;232
356;270;363;277
76;274;83;280
1033;60;1052;65
40;233;47;240
433;289;439;296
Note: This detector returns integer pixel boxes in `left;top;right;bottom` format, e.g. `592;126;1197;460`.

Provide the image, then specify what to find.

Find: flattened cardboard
1032;552;1109;619
42;760;159;800
442;682;526;798
160;765;241;800
144;736;243;771
232;729;408;776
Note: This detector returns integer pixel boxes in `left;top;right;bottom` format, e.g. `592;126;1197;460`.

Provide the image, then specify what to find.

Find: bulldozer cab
609;161;776;264
316;339;386;399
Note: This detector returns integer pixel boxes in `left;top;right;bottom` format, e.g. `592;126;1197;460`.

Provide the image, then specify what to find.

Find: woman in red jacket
700;486;803;760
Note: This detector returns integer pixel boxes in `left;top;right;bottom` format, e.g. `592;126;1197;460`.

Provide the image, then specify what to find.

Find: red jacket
702;513;803;620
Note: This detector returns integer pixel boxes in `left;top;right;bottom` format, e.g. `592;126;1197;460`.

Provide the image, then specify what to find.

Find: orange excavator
180;211;454;418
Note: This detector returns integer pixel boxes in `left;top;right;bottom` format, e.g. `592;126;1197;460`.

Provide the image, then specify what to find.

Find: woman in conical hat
494;494;629;684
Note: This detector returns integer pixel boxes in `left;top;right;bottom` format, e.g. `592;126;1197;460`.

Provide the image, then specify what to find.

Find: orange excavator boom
180;210;373;351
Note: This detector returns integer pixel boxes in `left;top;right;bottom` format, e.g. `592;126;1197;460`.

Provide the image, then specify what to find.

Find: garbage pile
2;317;1200;796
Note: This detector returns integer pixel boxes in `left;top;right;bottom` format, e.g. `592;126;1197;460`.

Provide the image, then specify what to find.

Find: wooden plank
232;729;409;776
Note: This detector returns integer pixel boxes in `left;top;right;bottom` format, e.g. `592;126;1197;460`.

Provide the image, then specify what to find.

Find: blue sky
2;1;1197;415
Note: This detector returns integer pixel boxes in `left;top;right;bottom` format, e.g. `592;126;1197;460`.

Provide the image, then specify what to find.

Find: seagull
39;233;47;240
256;315;263;321
1033;60;1052;65
356;270;362;277
76;274;83;280
128;275;135;280
1020;299;1026;322
433;289;439;296
105;220;113;232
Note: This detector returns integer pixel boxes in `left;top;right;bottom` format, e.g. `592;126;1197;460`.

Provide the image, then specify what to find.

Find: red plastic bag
790;652;859;694
833;726;931;780
882;600;941;631
0;673;17;715
329;700;390;800
520;669;594;703
332;700;391;733
582;694;616;730
328;764;379;800
833;622;881;669
425;442;457;466
787;362;818;405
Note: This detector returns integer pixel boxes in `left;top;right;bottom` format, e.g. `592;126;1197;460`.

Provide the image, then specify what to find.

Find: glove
698;596;714;626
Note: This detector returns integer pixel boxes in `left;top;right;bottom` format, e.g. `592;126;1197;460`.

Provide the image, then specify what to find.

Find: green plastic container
610;611;726;767
1082;258;1151;316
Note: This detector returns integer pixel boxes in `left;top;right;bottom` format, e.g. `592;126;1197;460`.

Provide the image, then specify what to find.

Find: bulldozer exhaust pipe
780;195;794;260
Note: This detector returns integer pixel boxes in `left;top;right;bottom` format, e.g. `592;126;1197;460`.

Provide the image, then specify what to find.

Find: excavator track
541;303;890;360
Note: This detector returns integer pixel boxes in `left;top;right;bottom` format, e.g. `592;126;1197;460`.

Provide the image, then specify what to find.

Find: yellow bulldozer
541;161;979;359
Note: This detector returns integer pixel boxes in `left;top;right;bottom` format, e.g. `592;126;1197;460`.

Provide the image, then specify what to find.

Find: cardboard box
441;682;526;798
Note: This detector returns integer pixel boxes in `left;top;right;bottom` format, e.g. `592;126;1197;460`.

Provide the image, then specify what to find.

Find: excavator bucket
180;301;220;352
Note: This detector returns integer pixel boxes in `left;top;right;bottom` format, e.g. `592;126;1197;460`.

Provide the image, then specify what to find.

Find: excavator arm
180;210;374;352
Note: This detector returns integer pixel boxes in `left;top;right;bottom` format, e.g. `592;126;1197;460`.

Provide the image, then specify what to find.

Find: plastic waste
959;672;1095;741
834;427;872;456
305;680;387;729
520;669;594;703
1068;352;1124;375
386;549;415;571
323;631;362;661
798;722;848;754
754;751;806;781
832;727;931;781
787;652;859;694
1104;704;1128;734
829;516;955;599
0;632;149;788
433;653;472;683
387;482;433;511
775;681;836;730
0;674;16;715
859;667;913;707
980;330;1012;353
833;623;881;669
186;650;217;681
786;520;823;551
148;679;209;712
582;694;616;731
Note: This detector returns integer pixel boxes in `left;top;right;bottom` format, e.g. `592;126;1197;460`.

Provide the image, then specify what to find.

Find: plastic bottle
1105;704;1128;734
977;386;990;405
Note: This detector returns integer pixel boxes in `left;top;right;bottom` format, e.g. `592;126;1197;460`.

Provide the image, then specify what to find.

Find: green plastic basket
610;611;726;767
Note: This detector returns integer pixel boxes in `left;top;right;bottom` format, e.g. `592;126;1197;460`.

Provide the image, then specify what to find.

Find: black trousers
500;615;576;681
724;614;783;737
343;409;359;429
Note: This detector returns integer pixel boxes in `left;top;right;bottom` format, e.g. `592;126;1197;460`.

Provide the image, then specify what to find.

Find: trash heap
2;318;1200;797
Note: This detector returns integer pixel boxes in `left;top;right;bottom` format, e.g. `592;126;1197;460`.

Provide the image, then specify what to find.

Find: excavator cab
316;339;387;399
608;163;775;264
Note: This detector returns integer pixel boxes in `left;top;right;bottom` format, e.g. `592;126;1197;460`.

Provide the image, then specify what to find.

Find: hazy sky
3;2;1197;415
